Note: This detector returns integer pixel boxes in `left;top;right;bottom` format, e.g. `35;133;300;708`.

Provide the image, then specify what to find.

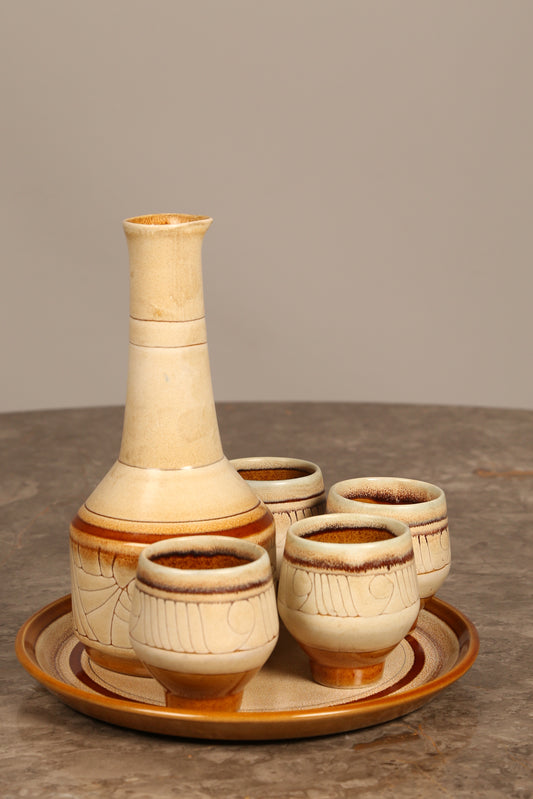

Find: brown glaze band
339;506;448;531
282;549;415;574
409;513;448;526
411;520;449;534
257;492;326;506
129;315;206;323
369;634;425;699
128;340;208;349
135;575;273;596
70;643;144;702
71;512;274;545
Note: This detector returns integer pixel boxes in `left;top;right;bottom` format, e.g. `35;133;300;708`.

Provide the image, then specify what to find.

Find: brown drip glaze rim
125;213;211;226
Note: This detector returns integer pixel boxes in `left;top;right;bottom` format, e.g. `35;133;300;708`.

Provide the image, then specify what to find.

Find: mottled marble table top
2;402;532;798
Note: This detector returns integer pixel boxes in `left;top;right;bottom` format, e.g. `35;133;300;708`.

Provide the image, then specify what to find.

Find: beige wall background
1;1;531;413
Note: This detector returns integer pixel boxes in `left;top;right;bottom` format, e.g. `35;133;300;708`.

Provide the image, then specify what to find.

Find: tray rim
15;594;479;741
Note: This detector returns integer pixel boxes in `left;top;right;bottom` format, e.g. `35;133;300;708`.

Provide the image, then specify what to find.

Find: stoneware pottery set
16;213;479;740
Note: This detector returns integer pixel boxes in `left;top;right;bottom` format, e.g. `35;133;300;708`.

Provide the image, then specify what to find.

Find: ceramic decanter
69;213;275;674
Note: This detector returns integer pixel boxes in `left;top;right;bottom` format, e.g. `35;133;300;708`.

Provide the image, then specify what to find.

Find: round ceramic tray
15;594;478;741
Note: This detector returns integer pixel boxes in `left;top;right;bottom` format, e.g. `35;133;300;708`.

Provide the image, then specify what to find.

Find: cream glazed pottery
69;214;275;675
129;536;279;711
230;457;326;571
278;513;420;688
327;477;451;602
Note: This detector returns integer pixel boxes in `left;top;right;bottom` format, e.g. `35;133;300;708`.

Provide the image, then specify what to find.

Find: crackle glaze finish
278;513;420;688
230;456;326;572
129;536;279;710
327;477;451;601
69;215;275;674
